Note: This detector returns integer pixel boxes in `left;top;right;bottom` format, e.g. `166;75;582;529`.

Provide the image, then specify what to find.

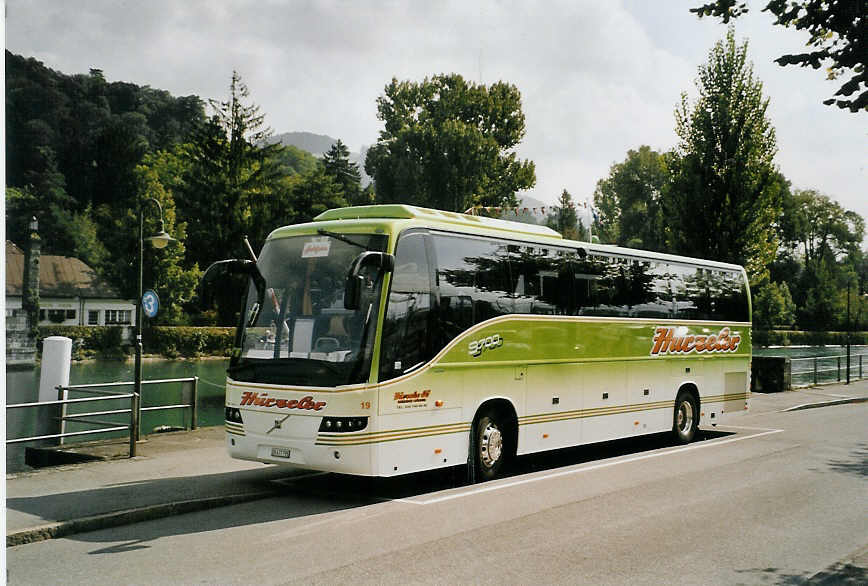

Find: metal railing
790;354;866;388
5;376;198;458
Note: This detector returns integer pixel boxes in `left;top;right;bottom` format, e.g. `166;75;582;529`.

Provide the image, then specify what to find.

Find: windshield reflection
229;233;387;387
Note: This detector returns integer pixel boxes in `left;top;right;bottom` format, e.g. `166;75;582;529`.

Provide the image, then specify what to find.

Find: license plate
270;447;291;459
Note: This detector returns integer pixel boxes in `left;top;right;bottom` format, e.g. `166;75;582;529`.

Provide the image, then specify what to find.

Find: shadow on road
9;428;734;553
735;562;868;585
827;443;868;479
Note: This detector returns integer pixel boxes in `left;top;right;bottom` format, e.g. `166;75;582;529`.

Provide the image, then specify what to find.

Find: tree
593;146;671;251
178;71;287;268
779;188;864;271
322;139;364;206
777;188;865;330
365;74;536;211
691;1;866;111
752;280;796;329
666;29;783;282
545;189;586;240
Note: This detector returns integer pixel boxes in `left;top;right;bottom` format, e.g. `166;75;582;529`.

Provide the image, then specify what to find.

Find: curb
783;396;868;412
6;489;277;547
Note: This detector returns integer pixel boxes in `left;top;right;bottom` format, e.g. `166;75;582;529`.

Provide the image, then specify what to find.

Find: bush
38;325;235;359
145;326;234;358
37;325;130;359
754;330;868;347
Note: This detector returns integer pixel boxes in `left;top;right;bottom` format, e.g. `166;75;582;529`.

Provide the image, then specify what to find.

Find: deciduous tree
593;146;671;251
365;74;535;211
691;1;866;111
666;29;783;282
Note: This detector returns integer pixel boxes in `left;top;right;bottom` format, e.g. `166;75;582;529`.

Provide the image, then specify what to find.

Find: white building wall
35;296;136;327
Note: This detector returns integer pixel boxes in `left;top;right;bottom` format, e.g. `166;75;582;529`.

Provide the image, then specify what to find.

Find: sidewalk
7;380;868;546
6;427;290;546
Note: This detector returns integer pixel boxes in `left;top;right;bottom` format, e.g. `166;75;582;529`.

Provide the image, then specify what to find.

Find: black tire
672;390;699;444
473;408;512;481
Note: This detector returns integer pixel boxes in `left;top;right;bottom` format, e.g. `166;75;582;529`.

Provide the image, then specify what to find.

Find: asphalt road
7;403;868;585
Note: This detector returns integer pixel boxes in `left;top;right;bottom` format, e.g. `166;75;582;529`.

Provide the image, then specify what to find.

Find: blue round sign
142;289;160;318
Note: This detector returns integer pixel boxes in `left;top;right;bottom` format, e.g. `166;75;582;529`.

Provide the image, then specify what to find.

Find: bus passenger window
380;233;434;381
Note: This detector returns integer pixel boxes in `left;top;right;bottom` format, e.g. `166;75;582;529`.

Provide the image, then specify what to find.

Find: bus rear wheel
474;409;510;481
672;390;699;444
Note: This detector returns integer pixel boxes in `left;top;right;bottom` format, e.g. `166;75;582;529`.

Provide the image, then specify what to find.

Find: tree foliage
667;29;784;281
779;188;865;270
752;280;796;329
365;74;536;211
691;0;867;111
178;71;289;267
593;146;671;251
322;139;366;206
545;189;587;240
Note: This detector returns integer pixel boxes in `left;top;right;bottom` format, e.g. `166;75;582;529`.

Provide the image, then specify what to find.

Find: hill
270;132;371;185
269;131;335;155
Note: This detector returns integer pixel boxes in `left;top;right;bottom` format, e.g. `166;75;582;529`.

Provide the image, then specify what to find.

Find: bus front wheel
474;409;509;481
672;390;698;444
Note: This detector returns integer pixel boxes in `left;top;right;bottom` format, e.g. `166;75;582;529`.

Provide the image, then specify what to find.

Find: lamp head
144;219;176;249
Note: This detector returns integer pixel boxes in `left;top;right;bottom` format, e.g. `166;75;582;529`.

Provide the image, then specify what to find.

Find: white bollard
39;336;72;443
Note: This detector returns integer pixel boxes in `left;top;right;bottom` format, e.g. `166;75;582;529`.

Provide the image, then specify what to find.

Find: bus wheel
475;409;508;481
672;390;698;444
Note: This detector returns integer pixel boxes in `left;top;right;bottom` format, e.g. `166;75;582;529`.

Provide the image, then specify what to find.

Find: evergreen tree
546;189;581;240
178;71;286;268
322;139;364;205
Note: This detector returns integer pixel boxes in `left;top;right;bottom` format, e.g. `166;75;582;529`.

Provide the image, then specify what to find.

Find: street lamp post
134;197;176;445
846;278;851;385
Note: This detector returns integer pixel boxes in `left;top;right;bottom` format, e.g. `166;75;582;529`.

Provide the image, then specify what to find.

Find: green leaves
365;73;535;212
692;1;867;111
668;29;781;282
593;146;671;252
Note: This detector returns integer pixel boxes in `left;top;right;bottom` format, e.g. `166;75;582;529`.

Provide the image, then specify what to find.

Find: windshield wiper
316;229;370;250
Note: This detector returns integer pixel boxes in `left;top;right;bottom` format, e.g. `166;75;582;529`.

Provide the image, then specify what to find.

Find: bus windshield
229;232;388;387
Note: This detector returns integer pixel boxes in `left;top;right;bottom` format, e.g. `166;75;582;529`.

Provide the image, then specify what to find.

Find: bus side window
379;233;434;380
433;234;476;341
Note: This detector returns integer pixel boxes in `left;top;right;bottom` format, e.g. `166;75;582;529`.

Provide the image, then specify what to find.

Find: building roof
6;241;124;298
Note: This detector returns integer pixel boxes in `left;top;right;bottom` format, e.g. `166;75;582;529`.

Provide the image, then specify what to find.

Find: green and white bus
208;204;751;480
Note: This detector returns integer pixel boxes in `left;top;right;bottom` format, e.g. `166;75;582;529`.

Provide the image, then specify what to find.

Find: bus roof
313;204;563;240
291;204;744;273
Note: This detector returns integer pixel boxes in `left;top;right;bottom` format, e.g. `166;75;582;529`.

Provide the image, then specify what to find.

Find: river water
6;358;229;473
754;344;868;387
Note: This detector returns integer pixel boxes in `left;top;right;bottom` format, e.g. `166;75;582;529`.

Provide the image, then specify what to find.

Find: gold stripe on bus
702;393;749;403
316;423;470;446
318;422;470;444
520;401;673;426
519;400;671;420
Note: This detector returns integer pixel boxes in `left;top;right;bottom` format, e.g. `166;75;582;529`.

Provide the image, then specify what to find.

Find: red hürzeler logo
239;392;326;411
650;326;741;356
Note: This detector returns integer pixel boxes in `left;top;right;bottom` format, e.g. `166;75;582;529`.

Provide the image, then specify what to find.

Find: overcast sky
5;0;865;229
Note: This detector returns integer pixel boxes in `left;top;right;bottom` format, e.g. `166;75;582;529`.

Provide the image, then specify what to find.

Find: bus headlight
319;417;368;432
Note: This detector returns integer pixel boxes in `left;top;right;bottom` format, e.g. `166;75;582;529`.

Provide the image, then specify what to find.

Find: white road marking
396;426;785;505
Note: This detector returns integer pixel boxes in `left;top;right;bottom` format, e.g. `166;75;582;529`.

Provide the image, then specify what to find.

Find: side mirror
344;251;395;310
200;259;266;322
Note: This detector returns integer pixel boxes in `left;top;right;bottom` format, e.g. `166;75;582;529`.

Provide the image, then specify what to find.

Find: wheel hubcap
677;401;694;435
479;422;503;468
